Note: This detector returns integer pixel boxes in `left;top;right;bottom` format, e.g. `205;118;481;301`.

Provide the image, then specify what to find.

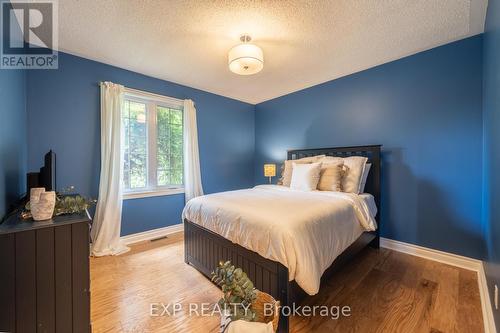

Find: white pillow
317;161;344;191
342;156;368;193
281;155;325;186
358;163;371;193
290;162;322;191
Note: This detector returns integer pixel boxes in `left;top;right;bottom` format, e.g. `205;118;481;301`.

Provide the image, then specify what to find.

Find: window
122;89;184;199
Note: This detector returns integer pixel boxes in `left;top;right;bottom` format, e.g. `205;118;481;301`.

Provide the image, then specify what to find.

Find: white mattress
182;185;377;295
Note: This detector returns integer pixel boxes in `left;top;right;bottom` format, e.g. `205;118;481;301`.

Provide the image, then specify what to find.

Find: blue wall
26;52;255;235
483;0;500;327
0;3;27;219
255;36;485;259
0;69;26;219
0;69;26;218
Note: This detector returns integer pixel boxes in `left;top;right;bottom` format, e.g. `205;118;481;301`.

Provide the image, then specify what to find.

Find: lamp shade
264;164;276;177
228;43;264;75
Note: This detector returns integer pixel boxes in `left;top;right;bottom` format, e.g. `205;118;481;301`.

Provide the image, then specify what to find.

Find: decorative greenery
24;186;96;219
211;261;257;322
54;195;96;216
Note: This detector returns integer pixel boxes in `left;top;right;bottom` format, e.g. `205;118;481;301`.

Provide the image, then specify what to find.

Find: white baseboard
381;237;496;333
121;223;183;245
380;237;482;271
478;264;498;333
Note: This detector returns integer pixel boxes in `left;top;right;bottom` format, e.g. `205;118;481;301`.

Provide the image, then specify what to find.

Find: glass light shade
228;43;264;75
264;164;276;177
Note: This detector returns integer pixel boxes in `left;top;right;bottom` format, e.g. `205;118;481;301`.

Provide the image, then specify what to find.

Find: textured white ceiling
57;0;488;104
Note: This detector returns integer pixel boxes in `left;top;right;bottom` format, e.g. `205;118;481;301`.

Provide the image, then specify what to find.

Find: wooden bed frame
184;145;381;332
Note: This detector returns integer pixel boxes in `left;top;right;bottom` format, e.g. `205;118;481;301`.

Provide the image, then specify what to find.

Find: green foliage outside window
157;106;183;186
122;98;183;191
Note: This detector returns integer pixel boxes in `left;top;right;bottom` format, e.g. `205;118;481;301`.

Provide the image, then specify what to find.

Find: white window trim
124;87;183;109
123;187;185;200
121;88;185;200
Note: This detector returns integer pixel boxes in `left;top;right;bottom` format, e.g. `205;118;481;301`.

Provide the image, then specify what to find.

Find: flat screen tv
27;150;56;194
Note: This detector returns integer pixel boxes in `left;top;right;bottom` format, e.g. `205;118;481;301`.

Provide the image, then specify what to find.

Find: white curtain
91;82;130;257
183;99;204;202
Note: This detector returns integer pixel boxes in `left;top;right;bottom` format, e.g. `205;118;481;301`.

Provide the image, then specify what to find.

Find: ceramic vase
30;187;56;221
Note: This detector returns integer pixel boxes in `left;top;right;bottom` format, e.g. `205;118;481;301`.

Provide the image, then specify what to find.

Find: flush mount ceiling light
228;35;264;75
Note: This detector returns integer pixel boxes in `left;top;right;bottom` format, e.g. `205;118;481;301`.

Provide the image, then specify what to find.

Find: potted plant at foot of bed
211;261;280;333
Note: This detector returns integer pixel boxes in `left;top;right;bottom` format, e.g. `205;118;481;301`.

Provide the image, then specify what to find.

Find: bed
183;145;381;332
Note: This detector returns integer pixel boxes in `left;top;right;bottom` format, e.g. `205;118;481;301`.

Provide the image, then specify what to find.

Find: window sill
122;188;185;200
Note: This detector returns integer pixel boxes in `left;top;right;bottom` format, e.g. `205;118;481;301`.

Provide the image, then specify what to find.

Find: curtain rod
99;81;185;105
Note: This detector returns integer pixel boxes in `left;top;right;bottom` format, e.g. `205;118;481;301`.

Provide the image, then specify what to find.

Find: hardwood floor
90;234;483;333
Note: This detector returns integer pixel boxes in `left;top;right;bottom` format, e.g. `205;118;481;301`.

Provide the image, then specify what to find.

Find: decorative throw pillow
277;163;285;185
290;162;322;191
318;156;368;193
317;161;344;191
342;156;368;193
281;155;325;186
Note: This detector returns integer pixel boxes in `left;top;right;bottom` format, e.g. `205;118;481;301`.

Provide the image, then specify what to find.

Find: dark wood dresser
0;211;91;333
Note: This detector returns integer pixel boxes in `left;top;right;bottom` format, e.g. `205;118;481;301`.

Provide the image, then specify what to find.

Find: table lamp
264;164;276;184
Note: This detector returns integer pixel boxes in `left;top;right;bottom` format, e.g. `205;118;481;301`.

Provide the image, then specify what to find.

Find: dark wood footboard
184;218;377;333
184;219;290;332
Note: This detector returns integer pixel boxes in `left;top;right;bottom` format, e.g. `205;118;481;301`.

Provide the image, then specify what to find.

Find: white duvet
182;185;377;295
